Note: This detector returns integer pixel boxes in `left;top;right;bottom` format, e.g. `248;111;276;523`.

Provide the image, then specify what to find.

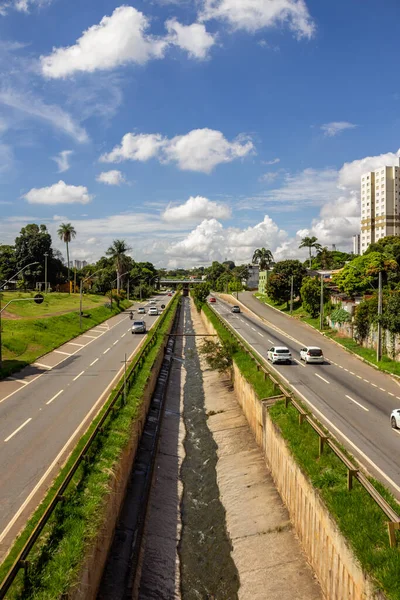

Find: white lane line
240;319;245;323
344;368;349;372
379;387;386;392
293;358;306;369
257;332;264;337
363;379;369;383
54;350;72;356
103;348;110;354
388;392;395;397
81;335;97;339
357;375;362;379
268;339;274;344
349;371;355;375
113;340;119;346
338;365;344;369
315;373;330;385
90;358;99;367
68;342;85;347
46;390;64;405
33;362;52;370
371;383;377;388
4;418;32;442
73;370;85;381
345;394;369;412
121;333;127;338
8;378;28;386
396;396;400;401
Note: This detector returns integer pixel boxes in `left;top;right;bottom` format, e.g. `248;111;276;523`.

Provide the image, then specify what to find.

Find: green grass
0;300;132;379
202;302;278;400
254;293;323;329
0;292;109;318
269;400;400;600
326;333;400;377
0;295;180;600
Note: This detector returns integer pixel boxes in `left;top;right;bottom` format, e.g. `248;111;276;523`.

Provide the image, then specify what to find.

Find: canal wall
200;307;386;600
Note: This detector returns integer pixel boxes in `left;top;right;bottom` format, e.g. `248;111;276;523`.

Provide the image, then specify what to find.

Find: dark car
231;305;241;313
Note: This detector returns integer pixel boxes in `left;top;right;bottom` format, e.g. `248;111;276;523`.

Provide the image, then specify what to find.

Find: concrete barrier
200;307;386;600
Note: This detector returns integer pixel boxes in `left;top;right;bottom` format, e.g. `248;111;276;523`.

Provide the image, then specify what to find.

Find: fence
0;294;181;599
206;303;400;549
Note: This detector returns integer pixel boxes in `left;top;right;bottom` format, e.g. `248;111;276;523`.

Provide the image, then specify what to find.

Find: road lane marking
379;387;386;392
68;342;85;347
357;375;362;379
257;332;264;337
9;378;28;386
82;335;97;339
113;340;119;346
103;348;110;354
345;395;369;412
349;371;355;375
33;362;52;370
371;383;377;388
251;327;257;331
4;418;32;442
90;359;99;367
121;333;126;338
46;390;64;405
73;370;85;381
344;368;349;372
268;339;274;344
388;392;395;397
363;379;369;383
338;365;343;369
293;358;306;368
315;373;330;384
54;350;72;356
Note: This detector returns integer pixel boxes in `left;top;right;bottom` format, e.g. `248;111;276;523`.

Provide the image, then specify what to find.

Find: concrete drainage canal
97;297;240;600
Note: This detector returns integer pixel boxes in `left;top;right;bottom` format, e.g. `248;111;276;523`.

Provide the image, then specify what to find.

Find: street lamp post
44;253;48;293
0;261;39;291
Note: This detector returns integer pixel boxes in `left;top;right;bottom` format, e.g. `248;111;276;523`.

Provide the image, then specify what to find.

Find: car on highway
390;409;400;429
149;300;156;305
137;307;145;314
148;306;158;316
231;305;241;313
131;320;146;334
168;293;172;296
299;346;324;364
209;297;216;303
267;346;292;364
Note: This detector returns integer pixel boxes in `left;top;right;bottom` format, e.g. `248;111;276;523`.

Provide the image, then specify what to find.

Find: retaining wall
200;307;386;600
70;310;177;600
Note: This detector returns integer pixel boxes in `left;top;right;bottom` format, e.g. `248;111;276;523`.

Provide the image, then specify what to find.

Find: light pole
80;269;104;329
320;274;324;331
0;261;39;291
44;253;48;293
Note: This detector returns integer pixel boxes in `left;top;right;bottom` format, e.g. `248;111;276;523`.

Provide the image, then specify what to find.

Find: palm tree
57;223;76;292
106;239;132;291
299;236;322;269
252;248;274;271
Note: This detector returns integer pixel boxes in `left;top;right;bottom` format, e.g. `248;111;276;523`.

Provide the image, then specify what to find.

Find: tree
354;302;370;341
0;245;17;284
15;224;53;286
333;252;397;297
192;282;211;305
205;261;226;285
299;236;322;268
383;293;400;335
300;276;329;318
106;239;132;291
267;260;307;306
252;248;274;271
57;223;76;291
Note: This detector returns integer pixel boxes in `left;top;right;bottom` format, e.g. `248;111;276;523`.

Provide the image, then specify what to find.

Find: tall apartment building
352;234;360;255
360;159;400;253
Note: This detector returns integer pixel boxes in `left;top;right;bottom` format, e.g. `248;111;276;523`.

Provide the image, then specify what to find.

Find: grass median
0;295;180;600
0;299;131;379
269;400;400;600
202;302;278;400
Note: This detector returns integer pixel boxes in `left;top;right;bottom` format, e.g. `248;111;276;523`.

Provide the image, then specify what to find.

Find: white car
137;307;145;314
390;409;400;429
300;346;324;364
149;300;156;305
267;346;292;364
148;306;158;316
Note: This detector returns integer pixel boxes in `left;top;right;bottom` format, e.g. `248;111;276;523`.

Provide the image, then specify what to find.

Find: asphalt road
0;293;172;559
213;293;400;501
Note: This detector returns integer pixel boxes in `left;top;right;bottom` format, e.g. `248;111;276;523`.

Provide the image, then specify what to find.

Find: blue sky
0;0;400;267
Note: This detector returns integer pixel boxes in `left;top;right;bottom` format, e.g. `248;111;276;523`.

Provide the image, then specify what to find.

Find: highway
0;293;172;560
213;294;400;501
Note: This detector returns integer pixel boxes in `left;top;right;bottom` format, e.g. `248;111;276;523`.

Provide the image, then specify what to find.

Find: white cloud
100;128;254;173
51;150;73;173
0;0;51;15
166;215;287;264
338;149;400;189
200;0;315;39
23;180;93;205
262;157;280;165
259;171;280;183
40;6;167;78
96;170;126;186
0;143;13;174
0;88;88;143
166;19;216;59
264;167;338;205
162;196;231;222
321;121;357;137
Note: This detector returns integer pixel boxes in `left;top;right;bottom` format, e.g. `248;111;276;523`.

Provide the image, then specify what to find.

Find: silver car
132;320;146;334
390;409;400;429
231;305;241;313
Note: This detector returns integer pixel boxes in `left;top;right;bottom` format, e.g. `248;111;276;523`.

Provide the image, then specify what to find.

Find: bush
330;307;351;324
200;338;237;372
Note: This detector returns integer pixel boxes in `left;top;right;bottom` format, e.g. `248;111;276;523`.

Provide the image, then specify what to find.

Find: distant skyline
1;0;400;267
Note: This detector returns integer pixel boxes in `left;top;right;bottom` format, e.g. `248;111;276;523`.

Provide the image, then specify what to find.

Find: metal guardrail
0;295;181;599
207;303;400;549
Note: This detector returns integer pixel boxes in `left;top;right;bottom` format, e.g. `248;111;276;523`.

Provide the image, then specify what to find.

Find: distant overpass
158;279;204;296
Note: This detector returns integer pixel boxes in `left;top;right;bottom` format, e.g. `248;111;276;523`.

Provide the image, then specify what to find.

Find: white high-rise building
352;234;360;255
360;158;400;253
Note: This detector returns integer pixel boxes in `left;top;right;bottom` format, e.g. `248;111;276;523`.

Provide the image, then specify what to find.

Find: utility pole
123;353;127;406
44;253;48;293
74;268;77;294
79;279;83;330
127;279;130;302
290;275;294;315
320;274;324;331
377;270;383;362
